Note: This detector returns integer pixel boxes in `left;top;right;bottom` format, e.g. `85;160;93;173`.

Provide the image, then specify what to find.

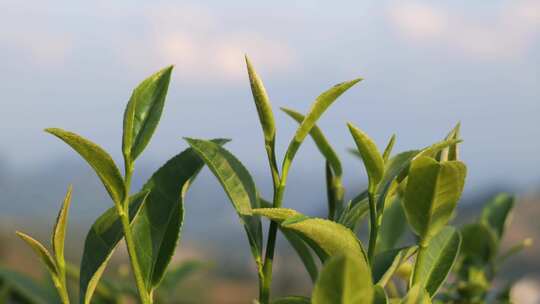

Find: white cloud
387;1;540;59
118;4;295;82
388;3;447;40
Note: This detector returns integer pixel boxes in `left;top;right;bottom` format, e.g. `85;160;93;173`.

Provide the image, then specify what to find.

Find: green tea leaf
403;156;466;245
15;232;58;278
80;191;148;304
382;134;397;163
374;285;388;304
377;138;462;216
185;138;262;262
245;55;276;144
312;254;373;304
253;208;366;261
260;196;319;282
401;285;431;304
281;107;342;177
52;185;72;277
122;66;173;162
45;128;125;205
480;193;515;239
460;223;498;262
373;246;417;286
282;78;362;174
132;139;229;290
271;296;311;304
347;123;384;193
412;226;461;297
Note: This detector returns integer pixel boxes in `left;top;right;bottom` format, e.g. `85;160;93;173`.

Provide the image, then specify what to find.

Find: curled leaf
245;55;276;144
347;123;384;193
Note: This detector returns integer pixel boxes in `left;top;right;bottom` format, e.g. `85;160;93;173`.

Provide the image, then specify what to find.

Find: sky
1;0;539;195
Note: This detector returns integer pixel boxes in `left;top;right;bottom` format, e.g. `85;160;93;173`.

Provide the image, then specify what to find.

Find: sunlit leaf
282;78;362;174
347;123;384;193
253;208;366;261
312;254;373;304
122;66;173;162
403;156;466;245
412;226;461;297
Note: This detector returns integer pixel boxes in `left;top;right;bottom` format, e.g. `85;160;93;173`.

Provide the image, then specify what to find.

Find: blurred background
1;0;539;303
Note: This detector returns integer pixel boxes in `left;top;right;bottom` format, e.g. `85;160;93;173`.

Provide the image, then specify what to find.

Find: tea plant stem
260;183;285;303
57;278;70;304
119;165;152;304
260;144;283;304
412;244;427;286
367;191;378;263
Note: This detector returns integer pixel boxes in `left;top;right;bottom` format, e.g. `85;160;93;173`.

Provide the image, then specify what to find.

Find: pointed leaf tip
52;185;72;272
347;122;384;193
16;231;58;277
45;127;125;205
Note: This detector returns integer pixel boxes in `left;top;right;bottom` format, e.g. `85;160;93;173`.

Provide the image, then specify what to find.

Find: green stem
53;276;70;304
260;183;285;303
325;162;336;220
259;141;283;304
367;191;378;263
412;244;427;286
119;164;152;304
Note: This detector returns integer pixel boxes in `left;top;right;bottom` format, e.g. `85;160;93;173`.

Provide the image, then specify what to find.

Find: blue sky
1;0;539;194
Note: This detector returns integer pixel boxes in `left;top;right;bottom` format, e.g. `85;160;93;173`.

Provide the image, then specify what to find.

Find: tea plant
4;56;530;304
